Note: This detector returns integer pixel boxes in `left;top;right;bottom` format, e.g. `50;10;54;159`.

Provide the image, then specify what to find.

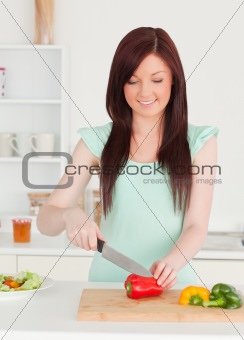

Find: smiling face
124;54;173;120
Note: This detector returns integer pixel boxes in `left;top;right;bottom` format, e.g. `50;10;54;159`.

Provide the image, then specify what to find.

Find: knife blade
97;239;153;277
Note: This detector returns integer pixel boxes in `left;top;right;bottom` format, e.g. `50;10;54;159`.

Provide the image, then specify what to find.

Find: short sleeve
188;123;219;158
77;122;112;158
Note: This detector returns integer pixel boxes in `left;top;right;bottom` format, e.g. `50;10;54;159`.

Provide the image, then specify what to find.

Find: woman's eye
127;80;138;85
152;80;163;83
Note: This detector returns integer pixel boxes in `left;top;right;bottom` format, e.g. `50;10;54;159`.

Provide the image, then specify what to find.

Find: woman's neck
131;114;164;138
130;114;164;163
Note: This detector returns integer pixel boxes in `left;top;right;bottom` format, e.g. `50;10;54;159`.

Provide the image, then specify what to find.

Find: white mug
30;133;55;154
0;133;15;157
10;133;33;157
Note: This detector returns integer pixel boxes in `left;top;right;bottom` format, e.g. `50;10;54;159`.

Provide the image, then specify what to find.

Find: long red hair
101;27;192;216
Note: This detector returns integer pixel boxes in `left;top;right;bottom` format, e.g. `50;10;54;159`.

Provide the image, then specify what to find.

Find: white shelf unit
0;157;62;163
0;99;62;104
0;44;69;217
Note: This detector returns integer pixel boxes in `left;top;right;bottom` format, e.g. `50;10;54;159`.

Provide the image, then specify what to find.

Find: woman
37;27;218;290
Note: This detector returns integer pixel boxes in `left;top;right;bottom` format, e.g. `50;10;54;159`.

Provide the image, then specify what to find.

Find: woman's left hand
149;259;178;290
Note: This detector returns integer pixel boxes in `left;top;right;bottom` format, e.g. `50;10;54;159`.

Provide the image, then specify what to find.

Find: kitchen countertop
0;281;243;340
0;232;244;260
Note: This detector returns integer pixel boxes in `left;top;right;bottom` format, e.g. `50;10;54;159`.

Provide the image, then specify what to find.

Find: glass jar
12;218;32;243
27;192;51;216
92;189;102;226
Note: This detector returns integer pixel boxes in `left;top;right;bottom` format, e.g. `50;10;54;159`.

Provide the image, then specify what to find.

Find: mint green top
78;122;219;283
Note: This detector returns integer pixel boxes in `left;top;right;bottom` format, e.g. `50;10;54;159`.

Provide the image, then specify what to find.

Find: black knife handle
97;239;105;253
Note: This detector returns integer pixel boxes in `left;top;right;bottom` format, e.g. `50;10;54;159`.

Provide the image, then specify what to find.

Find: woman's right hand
63;206;106;251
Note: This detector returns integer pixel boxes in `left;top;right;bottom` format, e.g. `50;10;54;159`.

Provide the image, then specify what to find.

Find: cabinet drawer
0;255;16;273
192;260;244;285
17;255;93;281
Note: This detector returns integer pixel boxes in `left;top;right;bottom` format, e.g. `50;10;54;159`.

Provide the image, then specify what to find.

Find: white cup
0;133;15;157
10;133;33;157
30;133;55;154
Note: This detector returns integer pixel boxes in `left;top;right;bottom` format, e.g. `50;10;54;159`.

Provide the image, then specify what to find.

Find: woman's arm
37;138;105;249
150;135;218;289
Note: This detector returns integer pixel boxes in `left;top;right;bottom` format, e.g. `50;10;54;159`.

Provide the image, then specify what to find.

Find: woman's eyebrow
152;71;166;75
132;70;166;77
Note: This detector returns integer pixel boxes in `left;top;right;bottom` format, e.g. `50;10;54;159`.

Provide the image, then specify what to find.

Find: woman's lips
138;99;157;107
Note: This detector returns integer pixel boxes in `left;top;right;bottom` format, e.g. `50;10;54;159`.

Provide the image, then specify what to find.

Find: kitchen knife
97;239;153;277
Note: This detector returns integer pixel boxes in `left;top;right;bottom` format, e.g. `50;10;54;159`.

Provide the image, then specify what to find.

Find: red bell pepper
124;274;163;299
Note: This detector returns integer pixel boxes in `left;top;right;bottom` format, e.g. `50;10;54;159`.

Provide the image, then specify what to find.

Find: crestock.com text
64;163;222;176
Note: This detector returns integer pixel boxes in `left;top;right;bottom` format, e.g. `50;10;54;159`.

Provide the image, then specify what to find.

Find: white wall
0;0;244;231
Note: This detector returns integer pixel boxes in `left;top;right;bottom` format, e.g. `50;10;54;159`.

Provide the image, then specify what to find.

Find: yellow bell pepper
179;286;210;306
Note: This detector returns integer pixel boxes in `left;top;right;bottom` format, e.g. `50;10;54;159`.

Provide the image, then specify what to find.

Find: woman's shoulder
78;121;112;136
77;122;112;158
187;122;219;158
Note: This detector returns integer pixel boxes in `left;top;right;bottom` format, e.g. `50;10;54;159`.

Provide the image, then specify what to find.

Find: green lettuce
16;272;43;290
0;283;11;292
14;270;29;283
0;274;5;284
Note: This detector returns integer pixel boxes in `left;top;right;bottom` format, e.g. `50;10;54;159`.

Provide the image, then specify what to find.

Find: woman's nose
138;82;153;97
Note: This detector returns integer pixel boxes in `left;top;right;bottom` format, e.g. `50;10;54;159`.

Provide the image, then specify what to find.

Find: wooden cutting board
77;289;244;322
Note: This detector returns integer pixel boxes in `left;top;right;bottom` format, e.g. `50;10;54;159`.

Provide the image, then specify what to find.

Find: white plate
0;275;54;300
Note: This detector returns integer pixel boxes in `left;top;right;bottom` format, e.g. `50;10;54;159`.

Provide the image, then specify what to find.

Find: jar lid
12;218;32;223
